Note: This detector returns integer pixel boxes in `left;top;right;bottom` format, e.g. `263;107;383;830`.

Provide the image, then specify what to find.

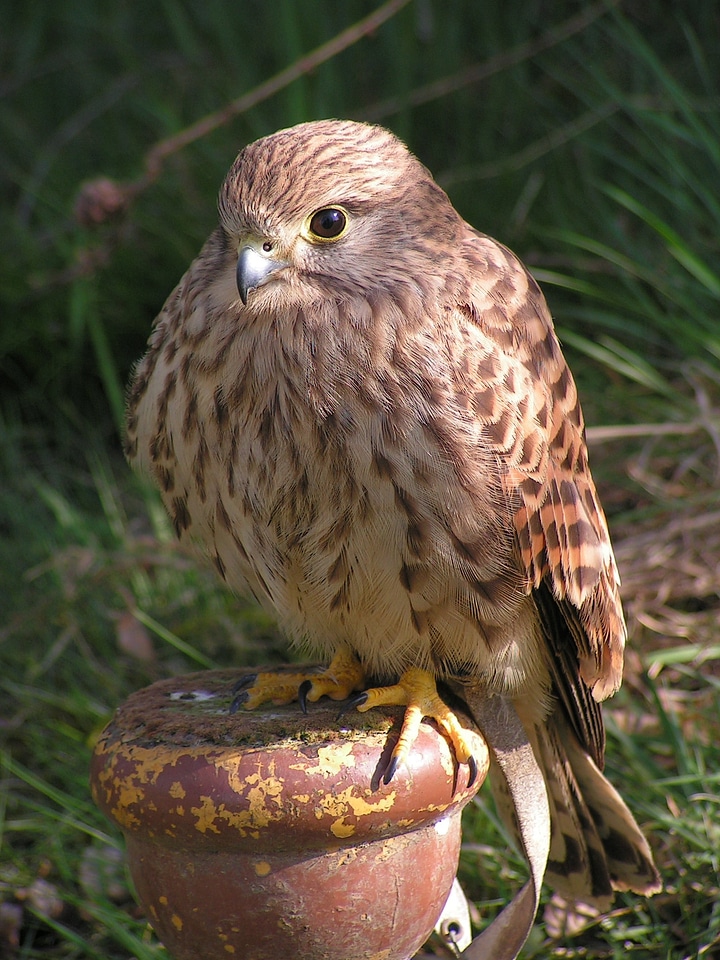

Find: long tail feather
490;711;661;907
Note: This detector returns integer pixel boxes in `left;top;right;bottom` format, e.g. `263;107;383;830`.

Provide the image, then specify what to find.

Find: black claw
467;754;478;788
229;690;249;714
298;679;313;715
383;754;399;785
347;691;369;708
337;690;368;720
231;673;257;696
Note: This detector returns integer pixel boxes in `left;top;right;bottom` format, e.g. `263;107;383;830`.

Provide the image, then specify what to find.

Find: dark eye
307;207;347;240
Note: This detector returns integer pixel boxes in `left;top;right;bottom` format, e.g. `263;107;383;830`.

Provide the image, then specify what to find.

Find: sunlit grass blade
557;329;680;399
132;607;217;668
604;185;720;298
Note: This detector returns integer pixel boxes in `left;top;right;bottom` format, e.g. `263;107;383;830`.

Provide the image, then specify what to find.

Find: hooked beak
236;245;286;305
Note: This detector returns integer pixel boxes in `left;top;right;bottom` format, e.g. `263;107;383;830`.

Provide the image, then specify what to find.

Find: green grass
2;1;720;956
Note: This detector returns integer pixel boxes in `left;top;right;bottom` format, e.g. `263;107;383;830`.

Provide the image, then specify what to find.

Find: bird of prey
125;119;660;942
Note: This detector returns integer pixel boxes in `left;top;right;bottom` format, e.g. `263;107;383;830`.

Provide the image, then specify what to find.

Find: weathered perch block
90;667;487;960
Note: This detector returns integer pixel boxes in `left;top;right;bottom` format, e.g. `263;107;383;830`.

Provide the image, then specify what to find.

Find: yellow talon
353;667;484;785
299;646;366;704
229;646;365;712
230;655;486;789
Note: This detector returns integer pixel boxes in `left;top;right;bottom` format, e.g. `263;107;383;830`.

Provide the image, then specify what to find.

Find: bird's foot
229;646;365;713
344;667;481;785
230;657;482;789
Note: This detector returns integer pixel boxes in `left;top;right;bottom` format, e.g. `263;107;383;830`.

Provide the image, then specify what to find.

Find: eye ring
303;206;349;243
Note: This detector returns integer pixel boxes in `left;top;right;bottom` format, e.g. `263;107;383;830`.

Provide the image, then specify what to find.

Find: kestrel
125;120;660;932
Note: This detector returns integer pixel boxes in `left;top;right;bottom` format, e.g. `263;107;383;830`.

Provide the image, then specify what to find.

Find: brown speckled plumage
126;120;659;906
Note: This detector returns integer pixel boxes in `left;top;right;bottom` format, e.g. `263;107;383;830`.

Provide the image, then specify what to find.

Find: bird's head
217;119;462;309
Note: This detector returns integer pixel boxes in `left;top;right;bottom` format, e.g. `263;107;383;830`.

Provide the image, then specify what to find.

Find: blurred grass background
2;1;719;956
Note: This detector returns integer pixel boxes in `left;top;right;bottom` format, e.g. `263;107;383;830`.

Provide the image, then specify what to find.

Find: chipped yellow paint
186;764;286;838
93;739;218;831
349;789;396;817
223;946;236;954
159;896;168;906
244;770;285;823
330;818;356;838
171;913;183;931
149;904;158;920
435;735;455;778
95;741;172;788
253;860;272;877
93;708;479;864
316;785;397;839
318;786;396;821
95;737;389;842
95;738;299;835
190;795;223;835
212;752;269;796
109;781;144;830
293;741;356;777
